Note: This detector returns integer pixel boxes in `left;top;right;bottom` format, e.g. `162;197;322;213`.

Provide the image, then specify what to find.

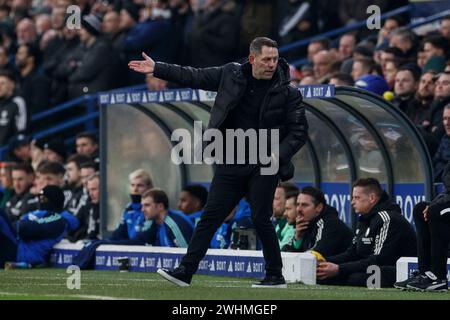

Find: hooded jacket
153;58;308;180
327;191;417;276
285;205;353;257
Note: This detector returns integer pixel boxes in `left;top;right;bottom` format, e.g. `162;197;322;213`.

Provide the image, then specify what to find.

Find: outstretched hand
128;52;155;75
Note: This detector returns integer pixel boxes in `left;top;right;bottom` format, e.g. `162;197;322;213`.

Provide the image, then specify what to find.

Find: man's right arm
153;62;223;92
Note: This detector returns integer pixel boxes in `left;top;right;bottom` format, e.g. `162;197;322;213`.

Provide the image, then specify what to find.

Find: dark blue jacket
433;135;450;181
110;202;145;241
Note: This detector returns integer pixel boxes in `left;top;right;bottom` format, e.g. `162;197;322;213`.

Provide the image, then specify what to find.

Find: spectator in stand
63;153;91;215
389;27;419;61
5;163;35;223
432;104;450;182
392;64;421;119
338;33;357;74
440;15;450;41
376;16;403;47
187;0;239;68
15;42;51;122
422;35;449;74
0;162;14;209
75;131;99;162
313;50;339;84
379;47;406;77
423;71;450;137
0;46;15;74
351;57;375;82
177;184;208;226
0;70;27;146
383;60;400;90
412;71;436;127
37;160;65;189
64;14;118;99
7;134;31;163
307;39;330;65
16;18;38;47
43;138;66;164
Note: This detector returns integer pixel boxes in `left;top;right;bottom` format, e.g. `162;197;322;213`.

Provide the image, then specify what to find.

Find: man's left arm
278;87;309;165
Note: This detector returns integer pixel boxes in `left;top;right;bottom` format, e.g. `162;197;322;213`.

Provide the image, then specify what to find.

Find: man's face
338;35;355;60
307;42;324;62
443;107;450;136
78;27;91;43
0;76;12;98
31;172;45;194
119;9;136;30
380;51;394;73
42;173;64;188
384;61;397;87
418;72;435;99
351;186;376;215
383;19;399;35
15;45;29;69
14;144;31;161
44;149;63;163
177;191;200;214
435;73;450;99
313;51;331;79
284;197;297;225
351;61;367;81
296;193;322;222
394;70;417;97
12;170;33;194
272;187;286;219
66;161;81;186
141;196;161;219
389;35;411;53
80;167;95;188
87;177;99;204
441;19;450;39
102;11;120;34
76;137;98;156
423;42;442;62
250;46;278;80
130;177;149;195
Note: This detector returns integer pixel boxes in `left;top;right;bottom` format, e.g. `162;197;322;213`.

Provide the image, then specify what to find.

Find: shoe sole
406;285;448;292
157;268;190;287
251;284;287;289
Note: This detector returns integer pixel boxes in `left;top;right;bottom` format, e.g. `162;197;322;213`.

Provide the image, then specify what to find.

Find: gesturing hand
128;52;155;75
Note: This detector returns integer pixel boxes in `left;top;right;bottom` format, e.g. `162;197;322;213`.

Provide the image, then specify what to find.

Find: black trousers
318;267;396;288
414;201;450;280
0;211;18;268
180;164;282;276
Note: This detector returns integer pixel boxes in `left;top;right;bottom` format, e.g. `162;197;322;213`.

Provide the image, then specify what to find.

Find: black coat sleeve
153;62;224;91
278;86;309;164
311;218;352;258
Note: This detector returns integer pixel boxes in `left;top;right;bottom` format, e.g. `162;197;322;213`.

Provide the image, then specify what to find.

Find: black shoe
252;275;287;288
406;271;448;292
157;267;192;287
394;271;423;290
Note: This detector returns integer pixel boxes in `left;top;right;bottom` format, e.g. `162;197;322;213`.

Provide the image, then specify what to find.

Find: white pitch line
0;291;142;300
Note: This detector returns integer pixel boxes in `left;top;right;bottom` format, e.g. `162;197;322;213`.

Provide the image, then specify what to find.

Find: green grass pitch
0;269;449;300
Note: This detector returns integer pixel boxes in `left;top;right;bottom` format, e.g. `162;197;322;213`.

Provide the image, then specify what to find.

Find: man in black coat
129;37;309;288
317;178;417;288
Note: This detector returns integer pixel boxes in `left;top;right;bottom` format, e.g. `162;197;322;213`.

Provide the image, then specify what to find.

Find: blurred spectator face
0;76;13;98
76;137;98;156
51;7;66;30
35;14;52;35
146;74;168;91
40;29;57;51
43;148;63;163
66;161;81;186
12;169;33;194
102;11;120;35
14;144;31;162
338;35;356;60
440;18;450;40
15;45;30;69
0;47;8;68
87;177;99;204
31;172;45;195
382;18;399;36
41;172;64;188
296;193;322;222
394;70;417;97
313;51;333;79
141;195;160;220
444;107;450;136
130;176;150;195
283;197;297;225
384;61;397;88
307;42;325;62
0;166;12;189
389;35;411;54
17;19;37;45
417;72;435;100
423;42;444;63
63;26;78;40
250;45;278;80
299;76;316;85
80;167;95;188
78;27;93;43
272;187;286;219
435;73;450;99
119;9;136;31
380;51;394;74
417;50;427;69
178;191;200;215
351;60;368;81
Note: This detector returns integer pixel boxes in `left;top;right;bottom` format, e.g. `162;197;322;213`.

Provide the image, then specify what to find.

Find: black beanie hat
122;1;141;23
81;14;102;36
39;185;65;212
